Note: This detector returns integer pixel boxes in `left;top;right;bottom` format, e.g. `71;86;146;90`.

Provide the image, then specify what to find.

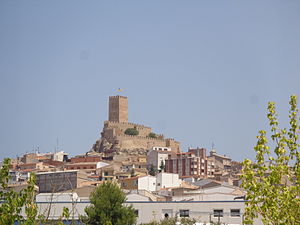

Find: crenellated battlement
109;95;127;99
118;134;162;141
104;121;152;130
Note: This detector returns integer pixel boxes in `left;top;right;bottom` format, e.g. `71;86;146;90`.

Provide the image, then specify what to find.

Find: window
104;172;108;176
213;209;223;217
134;210;139;216
230;209;240;217
179;210;189;217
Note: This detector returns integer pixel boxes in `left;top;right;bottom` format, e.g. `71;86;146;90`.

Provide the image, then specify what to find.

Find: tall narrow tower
108;96;128;123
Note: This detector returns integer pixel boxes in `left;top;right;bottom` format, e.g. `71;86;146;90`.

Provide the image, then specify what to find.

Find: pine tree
82;182;137;225
148;164;157;176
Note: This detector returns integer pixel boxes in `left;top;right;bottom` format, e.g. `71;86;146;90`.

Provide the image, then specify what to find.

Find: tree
0;158;38;225
140;217;196;225
148;133;157;138
130;168;136;177
82;181;137;225
124;128;139;136
241;95;300;224
148;164;157;176
159;160;165;172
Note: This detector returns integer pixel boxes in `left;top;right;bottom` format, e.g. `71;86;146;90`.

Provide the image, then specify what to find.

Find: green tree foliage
124;128;139;136
159;160;165;172
0;158;38;225
241;95;300;224
140;217;196;225
82;181;137;225
148;133;157;138
130;168;136;177
148;164;157;176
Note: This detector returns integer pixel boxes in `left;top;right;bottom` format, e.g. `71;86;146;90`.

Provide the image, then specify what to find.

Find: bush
140;217;196;225
148;133;157;138
124;128;139;136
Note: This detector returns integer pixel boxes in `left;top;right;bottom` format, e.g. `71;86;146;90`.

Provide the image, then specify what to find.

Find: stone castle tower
109;96;128;123
90;95;181;154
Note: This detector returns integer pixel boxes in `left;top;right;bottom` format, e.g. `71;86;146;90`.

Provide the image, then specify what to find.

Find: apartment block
165;148;208;178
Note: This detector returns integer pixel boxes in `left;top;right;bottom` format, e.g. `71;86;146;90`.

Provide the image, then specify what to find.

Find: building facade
147;147;171;171
165;148;208;178
36;170;77;193
29;200;263;225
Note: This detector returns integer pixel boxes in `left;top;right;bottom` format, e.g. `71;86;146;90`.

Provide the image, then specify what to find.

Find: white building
171;184;246;202
152;146;171;151
96;161;110;169
53;151;68;162
36;192;80;202
138;175;157;192
147;149;170;171
126;192;151;202
24;200;262;224
156;172;182;191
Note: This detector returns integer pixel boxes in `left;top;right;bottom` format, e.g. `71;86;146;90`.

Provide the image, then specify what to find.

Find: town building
147;147;171;171
69;155;102;163
36;170;78;193
156;172;182;191
120;175;157;192
165;148;208;178
208;149;232;172
120;172;182;192
65;161;108;172
121;161;147;172
24;200;263;225
53;151;69;162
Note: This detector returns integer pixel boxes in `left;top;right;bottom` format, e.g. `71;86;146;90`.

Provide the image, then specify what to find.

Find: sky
0;1;299;162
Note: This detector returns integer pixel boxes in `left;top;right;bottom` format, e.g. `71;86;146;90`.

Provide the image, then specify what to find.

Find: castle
90;95;181;154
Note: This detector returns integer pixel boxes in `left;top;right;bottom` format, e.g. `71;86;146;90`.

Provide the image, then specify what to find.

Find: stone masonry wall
109;96;128;123
104;121;154;137
116;134;167;150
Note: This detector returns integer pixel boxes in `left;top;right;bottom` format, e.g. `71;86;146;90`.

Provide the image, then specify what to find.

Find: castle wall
117;135;168;150
101;121;181;152
104;121;153;137
166;139;181;153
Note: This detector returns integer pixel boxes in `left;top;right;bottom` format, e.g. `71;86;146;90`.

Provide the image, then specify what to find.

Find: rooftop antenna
211;142;215;150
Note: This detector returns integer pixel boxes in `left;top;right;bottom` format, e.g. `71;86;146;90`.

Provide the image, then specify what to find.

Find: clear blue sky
0;1;299;161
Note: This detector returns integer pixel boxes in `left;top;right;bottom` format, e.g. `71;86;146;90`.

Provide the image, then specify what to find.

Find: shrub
124;128;139;136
